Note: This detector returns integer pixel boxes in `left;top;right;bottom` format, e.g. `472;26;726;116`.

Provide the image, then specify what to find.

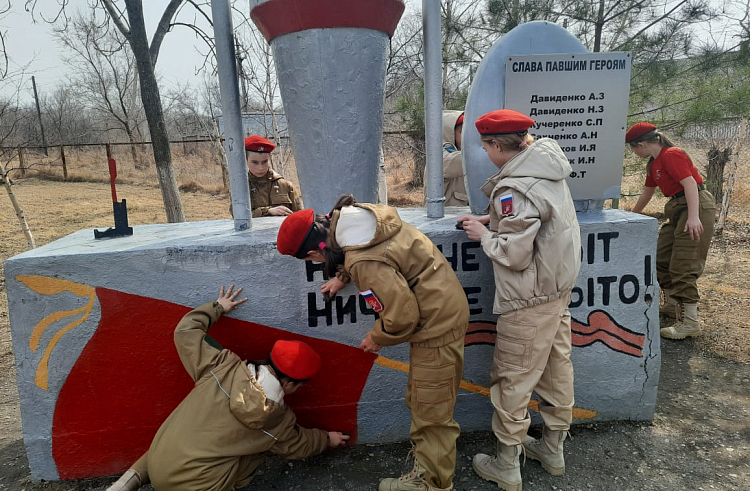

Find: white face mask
248;363;285;405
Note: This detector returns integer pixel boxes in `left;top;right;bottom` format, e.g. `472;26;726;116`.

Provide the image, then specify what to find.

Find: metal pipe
423;0;443;218
211;0;252;231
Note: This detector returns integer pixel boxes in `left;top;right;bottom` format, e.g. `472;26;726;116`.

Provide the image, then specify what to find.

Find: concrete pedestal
5;208;658;480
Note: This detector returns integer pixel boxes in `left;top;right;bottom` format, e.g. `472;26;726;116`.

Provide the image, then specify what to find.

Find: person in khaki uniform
442;110;468;206
277;197;469;491
244;135;303;217
625;122;716;340
106;285;349;491
458;110;581;491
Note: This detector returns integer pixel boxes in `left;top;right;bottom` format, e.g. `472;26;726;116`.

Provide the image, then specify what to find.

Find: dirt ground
1;177;749;490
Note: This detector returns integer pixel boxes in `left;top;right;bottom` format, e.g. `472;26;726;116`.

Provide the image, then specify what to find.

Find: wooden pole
31;76;48;156
0;160;35;249
60;145;68;180
18;148;26;177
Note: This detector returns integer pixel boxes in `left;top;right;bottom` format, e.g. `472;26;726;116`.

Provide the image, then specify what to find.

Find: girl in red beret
625;122;716;339
107;285;349;491
457;109;581;491
277;196;469;491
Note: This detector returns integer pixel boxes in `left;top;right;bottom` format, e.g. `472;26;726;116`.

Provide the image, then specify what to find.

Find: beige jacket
480;138;581;314
147;302;328;491
332;203;469;347
249;170;303;217
443;110;468;206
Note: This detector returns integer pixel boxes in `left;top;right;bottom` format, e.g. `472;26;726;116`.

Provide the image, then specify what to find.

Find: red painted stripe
251;0;406;42
467;321;497;334
572;311;645;348
572;331;643;358
465;332;497;346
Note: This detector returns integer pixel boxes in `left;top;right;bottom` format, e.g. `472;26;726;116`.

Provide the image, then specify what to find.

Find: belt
670;184;705;199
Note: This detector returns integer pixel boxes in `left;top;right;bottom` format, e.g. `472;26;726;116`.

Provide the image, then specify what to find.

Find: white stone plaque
504;52;631;200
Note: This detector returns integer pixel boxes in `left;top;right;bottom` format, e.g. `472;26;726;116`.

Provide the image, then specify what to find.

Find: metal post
212;0;252;231
423;0;443;218
31;76;48;157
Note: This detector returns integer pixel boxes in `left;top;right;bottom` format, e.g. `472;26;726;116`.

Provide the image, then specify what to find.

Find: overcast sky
1;1;217;102
0;0;741;104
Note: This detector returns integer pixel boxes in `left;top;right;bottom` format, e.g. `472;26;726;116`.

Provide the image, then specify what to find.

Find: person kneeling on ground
242;135;303;217
106;285;349;491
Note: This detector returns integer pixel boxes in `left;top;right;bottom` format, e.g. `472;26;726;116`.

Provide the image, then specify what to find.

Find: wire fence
3;130;749;235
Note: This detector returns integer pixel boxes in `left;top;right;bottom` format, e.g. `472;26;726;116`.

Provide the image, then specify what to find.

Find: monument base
5;207;658;480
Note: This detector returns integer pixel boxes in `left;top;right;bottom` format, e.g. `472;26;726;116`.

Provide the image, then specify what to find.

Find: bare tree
54;11;145;164
0;63;36;249
26;0;191;222
41;85;97;145
0;0;11;80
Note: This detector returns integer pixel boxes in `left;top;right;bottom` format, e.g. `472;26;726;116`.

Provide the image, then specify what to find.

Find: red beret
245;135;276;153
455;113;464;126
475;109;535;135
270;340;322;380
277;209;314;257
625;122;657;143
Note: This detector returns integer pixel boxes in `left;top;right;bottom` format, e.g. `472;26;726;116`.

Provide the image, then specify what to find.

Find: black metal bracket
94;199;134;239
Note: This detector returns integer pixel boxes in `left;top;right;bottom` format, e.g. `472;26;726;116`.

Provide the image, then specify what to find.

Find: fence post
18;148;26;177
715;118;746;235
60;146;68;180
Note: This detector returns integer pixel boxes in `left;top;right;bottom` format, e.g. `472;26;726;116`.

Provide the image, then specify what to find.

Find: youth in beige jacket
249;170;303;217
146;302;328;491
480;138;582;313
443;110;469;206
332;203;469;347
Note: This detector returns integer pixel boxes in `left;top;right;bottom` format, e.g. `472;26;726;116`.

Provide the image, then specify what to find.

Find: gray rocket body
250;0;404;212
272;27;388;212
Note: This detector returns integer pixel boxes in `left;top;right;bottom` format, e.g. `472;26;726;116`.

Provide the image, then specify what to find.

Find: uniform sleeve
335;264;351;285
290;185;303;212
443;146;464;179
481;191;541;272
173;301;225;382
253;206;271;217
644;170;656;188
269;406;329;459
661;149;694;183
348;260;420;346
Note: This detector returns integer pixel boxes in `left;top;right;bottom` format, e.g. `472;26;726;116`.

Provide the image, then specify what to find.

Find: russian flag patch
500;193;513;215
360;289;384;312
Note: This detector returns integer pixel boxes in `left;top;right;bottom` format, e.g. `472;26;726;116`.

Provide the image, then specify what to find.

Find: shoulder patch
359;289;384;313
500;193;513;216
443;143;457;153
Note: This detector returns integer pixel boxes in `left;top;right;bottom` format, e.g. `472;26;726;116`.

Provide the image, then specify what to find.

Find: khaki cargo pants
491;295;574;446
138;450;260;491
657;189;716;304
406;334;465;489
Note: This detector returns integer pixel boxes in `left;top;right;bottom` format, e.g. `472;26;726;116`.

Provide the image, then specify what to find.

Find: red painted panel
251;0;405;42
52;288;377;479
